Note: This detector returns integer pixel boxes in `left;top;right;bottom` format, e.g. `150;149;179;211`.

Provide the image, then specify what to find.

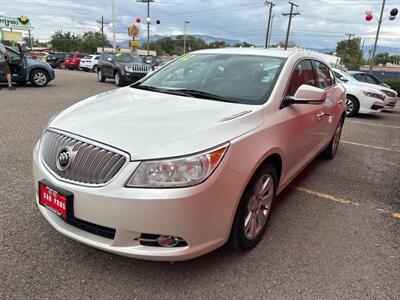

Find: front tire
230;162;277;251
114;72;124;86
346;95;359;117
30;69;49;87
92;65;98;73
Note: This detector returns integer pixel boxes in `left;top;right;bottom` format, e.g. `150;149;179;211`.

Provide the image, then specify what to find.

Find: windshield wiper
133;85;192;97
171;89;240;103
133;86;239;103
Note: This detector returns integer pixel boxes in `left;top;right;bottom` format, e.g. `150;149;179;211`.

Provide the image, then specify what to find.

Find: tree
79;31;111;53
373;52;400;65
50;31;81;52
336;37;365;70
234;41;254;48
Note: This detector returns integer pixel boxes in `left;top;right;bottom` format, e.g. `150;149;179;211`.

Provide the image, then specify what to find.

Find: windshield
134;53;285;104
115;52;143;64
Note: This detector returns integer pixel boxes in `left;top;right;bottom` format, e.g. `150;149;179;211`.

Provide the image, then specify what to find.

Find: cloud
1;0;399;48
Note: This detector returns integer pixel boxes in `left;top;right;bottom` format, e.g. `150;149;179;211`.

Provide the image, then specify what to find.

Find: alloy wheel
244;174;274;240
33;72;47;86
332;121;343;155
115;73;120;86
346;98;354;115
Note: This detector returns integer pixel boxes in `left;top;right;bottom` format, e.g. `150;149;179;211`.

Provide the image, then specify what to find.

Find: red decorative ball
365;15;373;21
136;18;141;23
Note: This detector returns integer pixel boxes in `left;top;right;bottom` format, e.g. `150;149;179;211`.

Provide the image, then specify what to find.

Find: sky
0;0;399;49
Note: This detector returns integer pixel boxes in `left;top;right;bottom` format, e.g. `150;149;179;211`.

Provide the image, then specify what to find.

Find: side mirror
281;85;327;108
340;77;349;82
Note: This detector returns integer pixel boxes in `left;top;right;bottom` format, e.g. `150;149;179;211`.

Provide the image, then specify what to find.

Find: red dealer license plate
39;181;73;221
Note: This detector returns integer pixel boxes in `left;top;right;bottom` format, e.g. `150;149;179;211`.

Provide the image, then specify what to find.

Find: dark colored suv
97;52;153;86
47;52;67;69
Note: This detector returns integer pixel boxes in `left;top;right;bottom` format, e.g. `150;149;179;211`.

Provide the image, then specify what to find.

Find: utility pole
268;14;275;48
112;0;116;52
264;1;275;49
344;33;354;46
282;1;300;50
369;0;386;73
137;0;154;55
183;21;190;54
97;16;110;52
28;29;33;51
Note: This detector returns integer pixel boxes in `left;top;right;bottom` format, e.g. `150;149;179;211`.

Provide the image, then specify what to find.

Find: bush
383;79;400;94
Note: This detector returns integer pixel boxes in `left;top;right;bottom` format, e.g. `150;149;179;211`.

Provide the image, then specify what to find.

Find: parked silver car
33;48;346;261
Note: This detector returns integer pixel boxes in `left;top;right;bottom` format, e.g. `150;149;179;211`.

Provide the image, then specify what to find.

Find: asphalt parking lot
1;70;399;299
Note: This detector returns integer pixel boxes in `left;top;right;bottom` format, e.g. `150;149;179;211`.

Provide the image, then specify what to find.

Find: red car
64;53;86;70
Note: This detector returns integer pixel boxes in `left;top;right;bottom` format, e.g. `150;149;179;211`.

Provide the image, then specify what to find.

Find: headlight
380;90;396;98
363;91;385;101
125;66;133;72
126;144;229;188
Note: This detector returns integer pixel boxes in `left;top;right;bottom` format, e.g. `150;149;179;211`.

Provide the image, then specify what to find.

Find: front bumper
383;96;398;110
358;96;385;114
32;141;244;261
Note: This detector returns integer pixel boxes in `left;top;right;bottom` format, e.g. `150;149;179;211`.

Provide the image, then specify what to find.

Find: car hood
26;58;50;68
49;87;263;160
340;81;386;95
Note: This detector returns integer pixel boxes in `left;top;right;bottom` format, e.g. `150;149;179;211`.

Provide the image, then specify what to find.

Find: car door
103;53;114;77
277;59;327;180
8;48;26;81
312;60;341;147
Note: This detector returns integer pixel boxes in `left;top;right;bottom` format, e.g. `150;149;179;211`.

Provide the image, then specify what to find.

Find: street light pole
183;21;190;54
112;0;116;52
369;0;386;73
137;0;154;55
283;1;300;50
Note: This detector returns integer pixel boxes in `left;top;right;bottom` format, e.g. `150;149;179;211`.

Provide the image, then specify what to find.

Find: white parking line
346;120;400;129
341;140;400;153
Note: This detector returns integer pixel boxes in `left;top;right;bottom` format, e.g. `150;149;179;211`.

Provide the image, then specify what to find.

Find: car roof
191;47;322;59
347;71;366;75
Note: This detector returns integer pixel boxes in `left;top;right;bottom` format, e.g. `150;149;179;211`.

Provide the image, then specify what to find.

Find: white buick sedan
33;48;346;261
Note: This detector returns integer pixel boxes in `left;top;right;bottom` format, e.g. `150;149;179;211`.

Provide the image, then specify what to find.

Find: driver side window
286;60;316;97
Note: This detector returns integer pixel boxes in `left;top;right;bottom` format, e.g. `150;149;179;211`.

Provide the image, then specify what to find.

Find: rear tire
229;162;277;251
92;65;98;73
346;95;359;117
59;62;66;69
321;117;344;159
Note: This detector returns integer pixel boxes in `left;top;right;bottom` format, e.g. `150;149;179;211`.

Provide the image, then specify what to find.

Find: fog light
158;235;181;247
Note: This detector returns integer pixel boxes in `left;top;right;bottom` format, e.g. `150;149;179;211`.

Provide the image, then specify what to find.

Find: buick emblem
56;148;71;171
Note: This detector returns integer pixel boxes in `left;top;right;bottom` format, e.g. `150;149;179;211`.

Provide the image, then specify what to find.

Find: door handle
315;112;331;119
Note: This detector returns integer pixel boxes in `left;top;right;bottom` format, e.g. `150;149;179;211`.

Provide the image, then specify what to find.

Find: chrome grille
131;65;151;73
41;130;128;185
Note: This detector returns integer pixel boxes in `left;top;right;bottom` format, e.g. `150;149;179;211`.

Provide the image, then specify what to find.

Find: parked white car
79;55;100;72
33;48;346;261
333;69;386;117
347;71;398;111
